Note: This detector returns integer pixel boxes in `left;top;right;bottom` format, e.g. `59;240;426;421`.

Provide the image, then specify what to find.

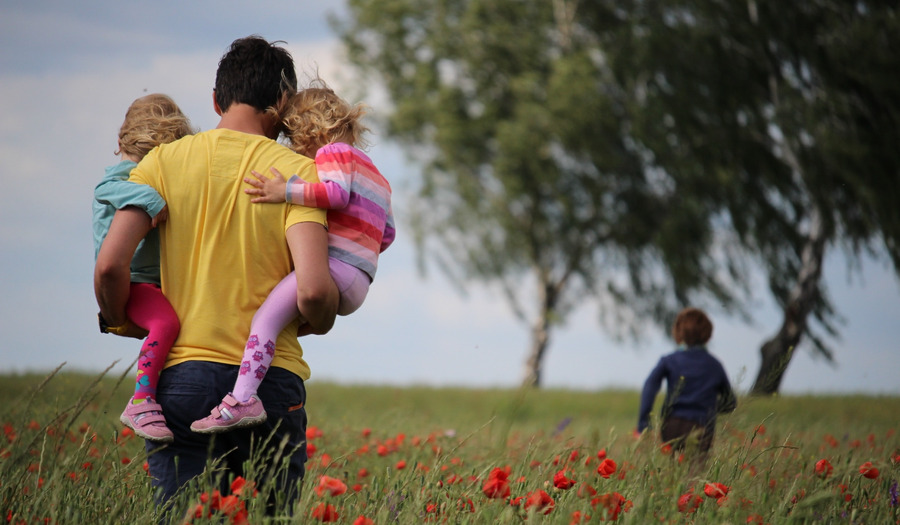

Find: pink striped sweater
285;142;395;280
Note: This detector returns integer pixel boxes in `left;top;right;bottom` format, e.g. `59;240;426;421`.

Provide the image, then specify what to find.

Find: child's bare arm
244;167;288;203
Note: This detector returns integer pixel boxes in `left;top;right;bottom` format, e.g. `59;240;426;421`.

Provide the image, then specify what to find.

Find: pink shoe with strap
120;396;174;443
190;394;267;434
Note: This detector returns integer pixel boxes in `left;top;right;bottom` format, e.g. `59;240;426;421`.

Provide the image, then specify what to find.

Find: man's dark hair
214;35;297;113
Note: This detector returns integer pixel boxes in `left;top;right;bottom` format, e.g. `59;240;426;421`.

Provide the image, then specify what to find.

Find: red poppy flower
395;460;407;470
597;458;617;479
596;449;607;460
524;489;555;515
353;516;374;525
553;469;576;490
814;459;833;479
311;503;339;522
230;476;257;497
677;492;703;514
859;461;879;479
704;482;730;500
591;492;629;520
482;468;511;499
315;475;348;497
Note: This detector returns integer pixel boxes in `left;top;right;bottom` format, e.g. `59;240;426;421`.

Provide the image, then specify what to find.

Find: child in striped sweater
191;82;395;433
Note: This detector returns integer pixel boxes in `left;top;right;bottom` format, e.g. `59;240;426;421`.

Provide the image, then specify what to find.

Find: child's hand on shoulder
244;167;288;203
151;205;168;228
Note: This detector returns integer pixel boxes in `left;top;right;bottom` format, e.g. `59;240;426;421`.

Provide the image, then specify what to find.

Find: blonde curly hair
117;93;194;159
276;80;369;157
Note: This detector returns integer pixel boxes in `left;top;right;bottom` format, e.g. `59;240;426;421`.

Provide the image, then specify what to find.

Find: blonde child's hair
276;79;369;157
117;93;194;159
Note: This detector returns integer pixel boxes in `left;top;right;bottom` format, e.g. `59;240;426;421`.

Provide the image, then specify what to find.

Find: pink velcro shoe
190;394;267;434
120;397;174;443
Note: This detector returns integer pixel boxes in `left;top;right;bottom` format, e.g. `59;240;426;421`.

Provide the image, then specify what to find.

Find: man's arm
94;206;152;327
286;221;339;335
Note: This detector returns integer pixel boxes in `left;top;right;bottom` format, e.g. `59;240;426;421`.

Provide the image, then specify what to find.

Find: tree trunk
521;315;551;388
751;207;826;395
521;280;556;388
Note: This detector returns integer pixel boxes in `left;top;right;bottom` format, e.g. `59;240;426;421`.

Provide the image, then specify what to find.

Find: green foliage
3;371;900;523
334;0;900;387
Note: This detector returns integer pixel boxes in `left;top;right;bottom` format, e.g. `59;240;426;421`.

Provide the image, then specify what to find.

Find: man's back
130;128;324;378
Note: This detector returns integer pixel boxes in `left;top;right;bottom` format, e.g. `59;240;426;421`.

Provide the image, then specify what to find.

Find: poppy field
2;366;899;524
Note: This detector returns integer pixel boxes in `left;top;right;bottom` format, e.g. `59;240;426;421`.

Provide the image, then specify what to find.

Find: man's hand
99;314;149;339
244;167;289;203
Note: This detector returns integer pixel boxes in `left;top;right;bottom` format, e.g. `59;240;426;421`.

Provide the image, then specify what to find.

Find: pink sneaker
120;397;174;443
190;394;267;434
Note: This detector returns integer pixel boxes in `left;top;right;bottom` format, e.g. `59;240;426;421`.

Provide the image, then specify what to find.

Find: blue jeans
146;361;308;511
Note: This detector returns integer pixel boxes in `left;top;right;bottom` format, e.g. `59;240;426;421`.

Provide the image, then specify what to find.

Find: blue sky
1;0;898;396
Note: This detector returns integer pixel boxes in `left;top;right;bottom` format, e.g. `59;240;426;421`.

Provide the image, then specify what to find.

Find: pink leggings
231;258;369;402
125;282;179;402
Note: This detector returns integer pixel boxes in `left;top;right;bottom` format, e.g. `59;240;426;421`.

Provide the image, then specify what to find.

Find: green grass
2;369;898;524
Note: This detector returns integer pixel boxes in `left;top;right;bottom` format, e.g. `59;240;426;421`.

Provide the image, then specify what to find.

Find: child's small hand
244;167;288;203
150;205;168;228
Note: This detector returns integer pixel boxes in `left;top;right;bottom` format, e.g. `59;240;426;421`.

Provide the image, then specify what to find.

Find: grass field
1;367;898;523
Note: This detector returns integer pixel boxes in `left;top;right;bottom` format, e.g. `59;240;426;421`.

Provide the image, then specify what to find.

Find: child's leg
232;273;300;402
126;283;179;403
330;258;371;316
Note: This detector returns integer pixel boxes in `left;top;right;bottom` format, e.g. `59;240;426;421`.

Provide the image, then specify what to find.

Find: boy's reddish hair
671;307;713;346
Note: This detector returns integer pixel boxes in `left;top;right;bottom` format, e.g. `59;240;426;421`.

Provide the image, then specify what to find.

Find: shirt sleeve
95;172;166;218
380;204;396;253
285;175;351;210
637;358;667;432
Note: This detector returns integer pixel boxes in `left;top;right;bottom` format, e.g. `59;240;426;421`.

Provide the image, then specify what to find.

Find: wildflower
814;459;833;479
457;497;475;513
596;449;607;460
592;492;630;521
307;442;317;456
746;513;765;524
570;510;590;523
315;475;348;497
677;492;703;514
889;481;898;507
306;426;324;439
553;469;576;490
353;516;374;525
357;468;369;478
395;460;407;470
230;476;257;497
482;467;511;499
524;489;555;515
597;458;617;479
361;427;372;438
311;503;339;522
858;461;879;479
704;482;730;500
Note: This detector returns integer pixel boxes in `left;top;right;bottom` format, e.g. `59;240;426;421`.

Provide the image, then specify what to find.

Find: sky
1;1;898;397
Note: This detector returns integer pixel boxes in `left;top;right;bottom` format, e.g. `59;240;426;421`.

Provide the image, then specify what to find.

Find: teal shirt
92;160;167;284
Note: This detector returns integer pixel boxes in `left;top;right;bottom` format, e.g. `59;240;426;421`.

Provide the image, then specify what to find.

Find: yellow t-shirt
130;129;325;379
